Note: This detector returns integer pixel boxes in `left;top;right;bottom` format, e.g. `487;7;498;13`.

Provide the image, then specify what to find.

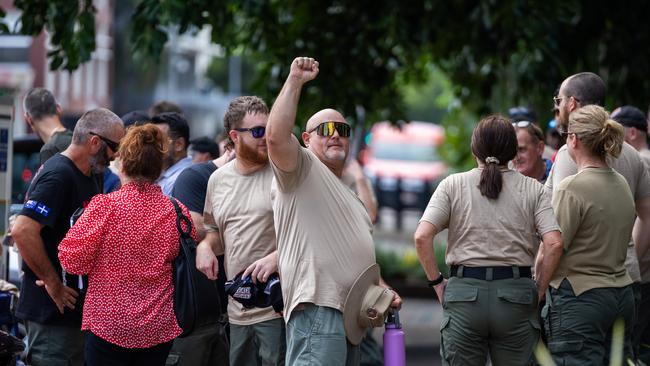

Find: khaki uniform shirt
270;148;376;322
204;161;281;326
546;143;650;282
420;168;559;267
551;168;635;295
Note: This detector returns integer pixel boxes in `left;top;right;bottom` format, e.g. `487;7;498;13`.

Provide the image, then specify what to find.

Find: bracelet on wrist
427;273;444;288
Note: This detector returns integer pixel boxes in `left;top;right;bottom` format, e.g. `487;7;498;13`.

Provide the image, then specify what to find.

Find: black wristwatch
427;273;444;288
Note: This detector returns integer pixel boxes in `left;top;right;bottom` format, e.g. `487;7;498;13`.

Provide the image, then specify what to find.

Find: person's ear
89;135;102;153
568;134;578;150
175;138;186;153
55;104;63;116
302;131;311;147
628;127;637;141
569;97;580;112
24;113;33;128
537;139;545;155
229;130;239;145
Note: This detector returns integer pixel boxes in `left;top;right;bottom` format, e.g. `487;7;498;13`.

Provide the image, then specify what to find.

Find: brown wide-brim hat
343;263;395;345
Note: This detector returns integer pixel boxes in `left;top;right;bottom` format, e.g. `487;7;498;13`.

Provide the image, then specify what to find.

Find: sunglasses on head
309;121;351;137
512;121;532;128
513;121;544;141
235;126;266;138
89;132;119;152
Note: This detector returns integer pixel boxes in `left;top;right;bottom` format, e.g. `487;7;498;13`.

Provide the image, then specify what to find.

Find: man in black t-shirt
169;149;233;366
12;108;125;366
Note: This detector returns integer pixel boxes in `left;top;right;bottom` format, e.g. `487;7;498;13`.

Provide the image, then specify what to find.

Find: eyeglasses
234;126;266;139
89;132;119;152
309;121;351;137
562;132;579;141
554;95;580;107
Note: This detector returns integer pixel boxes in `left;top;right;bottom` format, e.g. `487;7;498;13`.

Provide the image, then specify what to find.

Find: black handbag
169;197;222;337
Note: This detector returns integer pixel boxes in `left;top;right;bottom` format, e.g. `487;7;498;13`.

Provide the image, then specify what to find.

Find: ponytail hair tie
485;157;500;165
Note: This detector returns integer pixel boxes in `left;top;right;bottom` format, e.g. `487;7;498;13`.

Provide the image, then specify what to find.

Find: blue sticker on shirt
25;200;51;217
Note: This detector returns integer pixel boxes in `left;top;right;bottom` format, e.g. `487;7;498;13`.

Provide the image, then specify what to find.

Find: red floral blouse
59;181;196;348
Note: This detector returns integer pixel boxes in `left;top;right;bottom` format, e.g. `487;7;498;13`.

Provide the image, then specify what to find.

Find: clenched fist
289;57;319;84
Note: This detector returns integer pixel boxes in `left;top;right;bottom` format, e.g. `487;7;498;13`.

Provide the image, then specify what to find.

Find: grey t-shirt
40;129;73;165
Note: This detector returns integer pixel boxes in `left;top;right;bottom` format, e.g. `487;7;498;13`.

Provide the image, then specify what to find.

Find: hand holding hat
242;252;278;284
225;271;284;313
343;263;400;345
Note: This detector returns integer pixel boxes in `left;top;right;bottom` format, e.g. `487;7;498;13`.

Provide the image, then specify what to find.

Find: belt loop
485;267;493;281
512;266;520;279
457;265;464;278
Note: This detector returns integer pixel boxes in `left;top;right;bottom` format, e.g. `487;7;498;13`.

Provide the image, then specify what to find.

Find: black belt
450;265;532;280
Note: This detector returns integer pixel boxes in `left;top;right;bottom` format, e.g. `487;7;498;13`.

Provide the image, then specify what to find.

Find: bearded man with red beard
197;96;286;366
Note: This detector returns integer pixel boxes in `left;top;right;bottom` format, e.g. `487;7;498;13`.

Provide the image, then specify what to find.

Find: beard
237;141;268;165
90;144;109;174
324;147;347;162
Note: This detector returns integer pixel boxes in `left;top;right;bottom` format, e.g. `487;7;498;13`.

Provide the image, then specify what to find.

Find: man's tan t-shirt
638;149;650;282
420;168;559;267
204;161;281;326
546;143;650;282
551;168;635;295
270;148;376;322
640;149;650;171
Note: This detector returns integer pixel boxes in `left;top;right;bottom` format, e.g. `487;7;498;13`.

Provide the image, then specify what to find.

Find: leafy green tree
7;0;96;70
4;0;650;165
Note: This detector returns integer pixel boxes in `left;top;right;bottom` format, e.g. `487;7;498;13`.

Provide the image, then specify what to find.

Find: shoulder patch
25;200;51;217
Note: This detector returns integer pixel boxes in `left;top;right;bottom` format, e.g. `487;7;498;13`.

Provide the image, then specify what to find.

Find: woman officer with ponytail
545;105;636;364
414;115;563;365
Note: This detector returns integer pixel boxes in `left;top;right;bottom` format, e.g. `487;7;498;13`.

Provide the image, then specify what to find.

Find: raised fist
289;57;319;84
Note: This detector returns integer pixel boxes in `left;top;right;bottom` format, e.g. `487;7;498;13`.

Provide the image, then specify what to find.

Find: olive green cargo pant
632;282;650;363
440;276;540;366
542;279;634;365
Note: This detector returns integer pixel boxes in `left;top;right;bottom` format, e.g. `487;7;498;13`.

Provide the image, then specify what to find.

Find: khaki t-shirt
420;168;559;267
640;149;650;171
639;149;650;282
546;143;650;282
270;148;376;322
551;168;635;295
204;161;281;326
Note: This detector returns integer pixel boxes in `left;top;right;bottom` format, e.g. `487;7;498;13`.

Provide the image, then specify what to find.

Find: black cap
225;272;284;313
611;106;647;132
508;106;537;123
190;137;219;158
121;110;149;128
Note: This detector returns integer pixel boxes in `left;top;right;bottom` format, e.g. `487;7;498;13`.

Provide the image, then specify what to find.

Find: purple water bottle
384;310;406;366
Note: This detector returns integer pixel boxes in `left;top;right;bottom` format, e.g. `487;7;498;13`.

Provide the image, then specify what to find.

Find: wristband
427;273;444;288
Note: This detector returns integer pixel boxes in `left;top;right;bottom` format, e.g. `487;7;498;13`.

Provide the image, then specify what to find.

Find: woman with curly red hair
59;124;196;365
